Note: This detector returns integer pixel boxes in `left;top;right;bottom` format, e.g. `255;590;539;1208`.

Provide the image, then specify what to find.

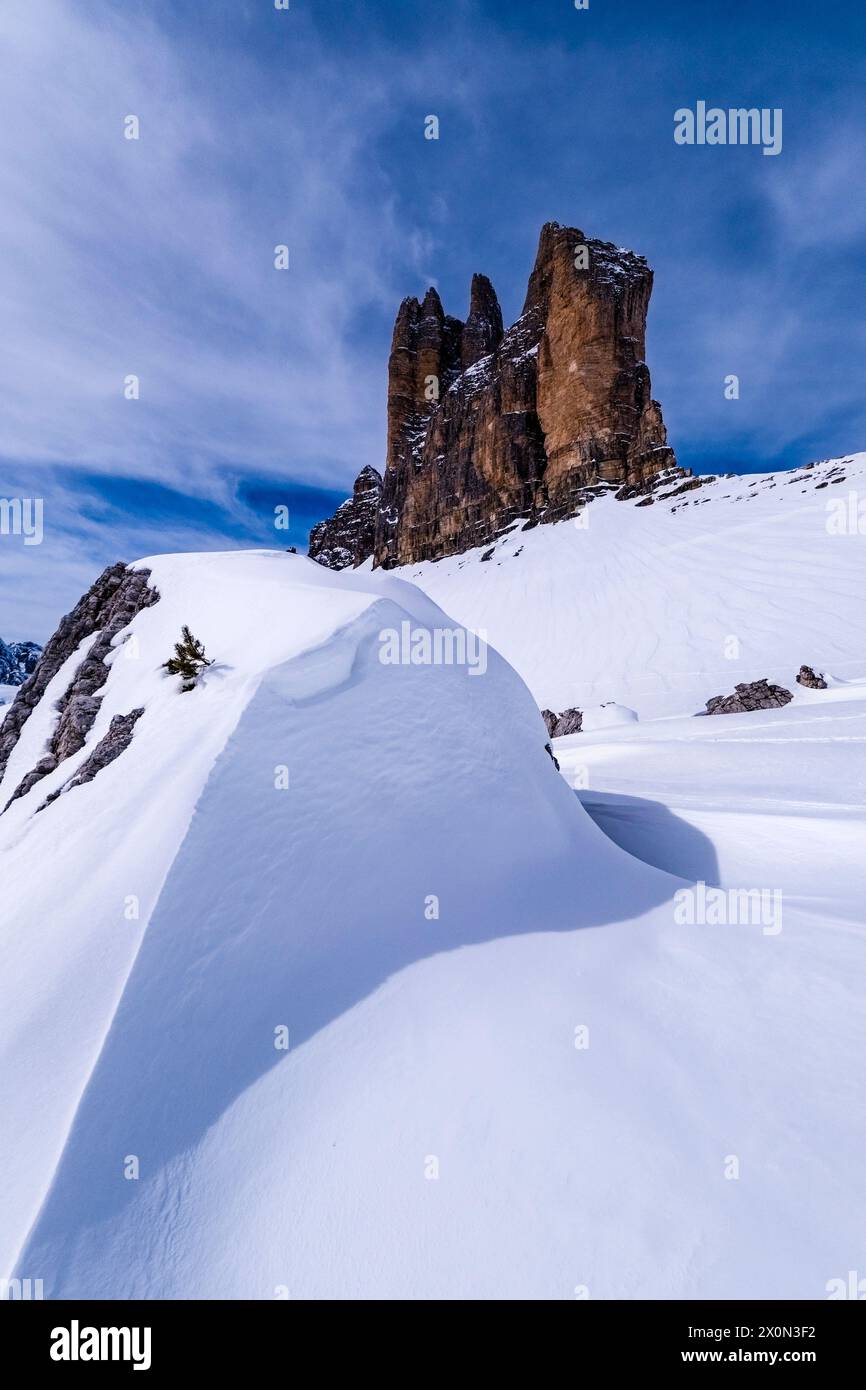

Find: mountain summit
0;638;41;690
310;222;680;569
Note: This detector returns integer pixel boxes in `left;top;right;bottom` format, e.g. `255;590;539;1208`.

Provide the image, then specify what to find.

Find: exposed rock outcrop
326;220;678;569
39;708;145;809
0;564;159;807
797;665;828;690
542;706;584;738
461;273;504;369
307;466;383;571
703;679;793;716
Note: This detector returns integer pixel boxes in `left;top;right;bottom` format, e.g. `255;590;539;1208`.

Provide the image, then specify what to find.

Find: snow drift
2;481;865;1298
394;453;866;719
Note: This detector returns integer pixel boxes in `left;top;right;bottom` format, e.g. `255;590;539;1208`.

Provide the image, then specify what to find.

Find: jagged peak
420;285;445;320
390;295;423;351
522;222;653;316
462;273;504;369
353;465;383;496
468;272;499;315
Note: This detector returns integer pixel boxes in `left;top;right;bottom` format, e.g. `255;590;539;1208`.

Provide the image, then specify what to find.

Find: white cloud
0;0;417;491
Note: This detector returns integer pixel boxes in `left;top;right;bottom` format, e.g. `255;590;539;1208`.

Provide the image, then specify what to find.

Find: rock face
703;679;793;716
40;708;145;809
309;221;679;570
0;564;159;807
797;665;828;690
542;707;584;738
307;466;383;571
0;638;41;687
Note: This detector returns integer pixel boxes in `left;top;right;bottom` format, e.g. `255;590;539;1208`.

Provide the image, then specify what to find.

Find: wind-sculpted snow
2;539;865;1299
397;452;866;719
6;553;678;1296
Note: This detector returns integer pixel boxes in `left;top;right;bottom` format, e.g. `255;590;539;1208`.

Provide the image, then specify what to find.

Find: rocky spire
522;220;564;319
307;466;383;571
310;221;682;571
461;274;504;368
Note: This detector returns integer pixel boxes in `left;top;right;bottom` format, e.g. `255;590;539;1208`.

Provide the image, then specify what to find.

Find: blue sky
1;0;865;637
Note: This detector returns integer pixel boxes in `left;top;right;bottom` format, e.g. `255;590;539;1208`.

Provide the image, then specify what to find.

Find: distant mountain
0;637;41;688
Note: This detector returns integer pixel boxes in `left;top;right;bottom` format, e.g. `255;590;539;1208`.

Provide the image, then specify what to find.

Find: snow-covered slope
2;500;864;1299
558;683;866;915
393;454;866;719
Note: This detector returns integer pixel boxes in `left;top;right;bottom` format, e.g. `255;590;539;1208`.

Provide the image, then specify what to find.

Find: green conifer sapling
162;625;213;692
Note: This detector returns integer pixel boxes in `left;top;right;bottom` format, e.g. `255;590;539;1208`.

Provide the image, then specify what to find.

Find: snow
556;685;866;914
396;454;866;719
0;552;378;1281
2;461;865;1299
581;702;639;731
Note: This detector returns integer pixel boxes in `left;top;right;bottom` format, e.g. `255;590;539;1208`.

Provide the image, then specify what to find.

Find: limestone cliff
307;466;383;570
312;222;682;570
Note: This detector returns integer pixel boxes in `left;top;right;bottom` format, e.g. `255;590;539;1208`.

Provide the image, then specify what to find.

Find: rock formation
310;221;682;570
307;466;383;570
544;742;561;771
542;707;584;738
703;679;793;716
797;665;827;690
0;563;159;807
39;708;145;809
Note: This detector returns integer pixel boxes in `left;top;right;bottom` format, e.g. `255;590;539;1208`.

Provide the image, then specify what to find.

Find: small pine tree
163;625;213;692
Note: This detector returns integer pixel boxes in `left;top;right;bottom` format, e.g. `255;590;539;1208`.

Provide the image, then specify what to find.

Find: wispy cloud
0;1;416;491
3;0;866;635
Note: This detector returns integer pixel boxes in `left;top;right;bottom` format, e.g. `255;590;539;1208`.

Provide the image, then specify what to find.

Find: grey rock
40;708;145;809
796;665;828;690
11;754;59;802
1;564;159;807
703;679;793;716
542;705;584;737
54;693;103;762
